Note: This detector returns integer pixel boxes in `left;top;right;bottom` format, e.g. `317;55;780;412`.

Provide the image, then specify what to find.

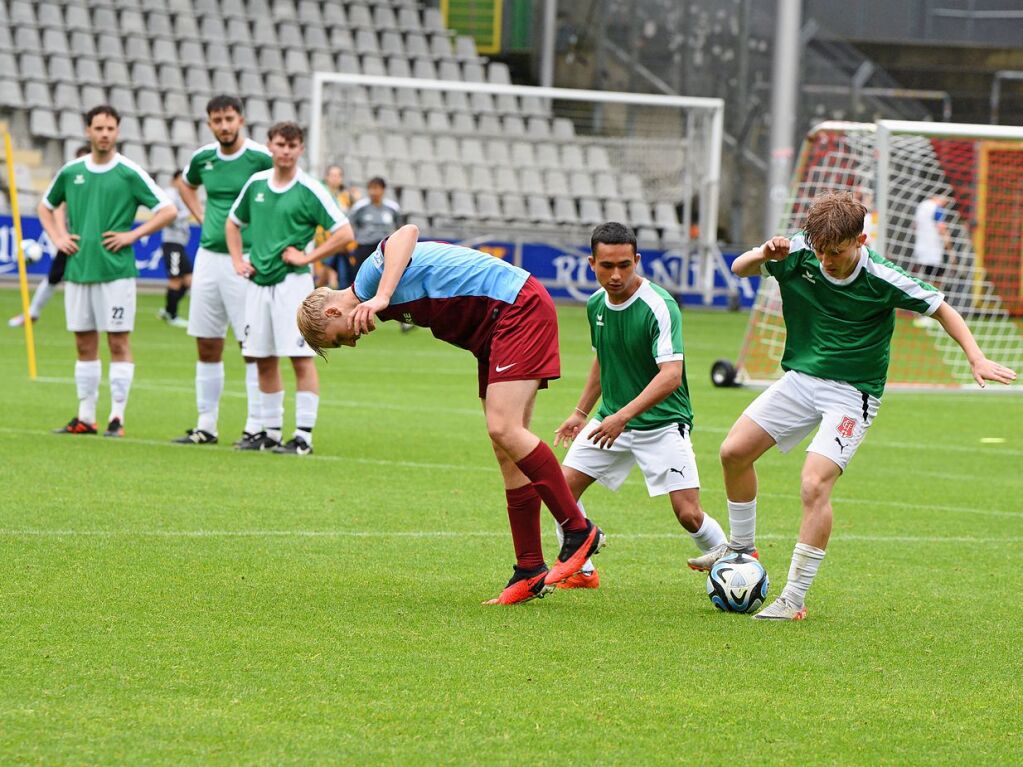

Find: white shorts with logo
563;419;700;497
187;247;249;340
65;278;136;332
242;271;316;358
743;370;881;471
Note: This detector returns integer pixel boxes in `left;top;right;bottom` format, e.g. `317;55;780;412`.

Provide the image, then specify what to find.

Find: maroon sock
514;441;587;533
505;484;544;571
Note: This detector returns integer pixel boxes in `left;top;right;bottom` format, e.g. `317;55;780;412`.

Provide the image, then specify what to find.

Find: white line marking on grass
3;428;1019;518
1;529;1020;545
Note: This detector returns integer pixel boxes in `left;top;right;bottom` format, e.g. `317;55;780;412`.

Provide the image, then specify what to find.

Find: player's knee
719;438;750;469
799;473;831;510
673;500;703;531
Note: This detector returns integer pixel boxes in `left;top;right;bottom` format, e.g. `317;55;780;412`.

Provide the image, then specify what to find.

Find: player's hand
554;412;588;448
54;233;79;254
352;296;388;335
970;357;1017;387
281;246;307;266
586;413;627;449
233;258;256;279
761;236;790;261
102;230;136;252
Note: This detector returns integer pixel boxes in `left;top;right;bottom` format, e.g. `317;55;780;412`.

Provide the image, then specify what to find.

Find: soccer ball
706;552;769;613
21;239;43;263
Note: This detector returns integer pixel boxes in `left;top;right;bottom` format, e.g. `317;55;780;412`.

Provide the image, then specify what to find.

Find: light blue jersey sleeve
353;239;529;304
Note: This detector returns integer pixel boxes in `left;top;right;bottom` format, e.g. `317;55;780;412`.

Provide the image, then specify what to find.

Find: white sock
195;361;224;434
29;279;56;317
75;359;101;424
727;498;757;548
108;361;135;423
294;390;319;445
689;512;727;553
262;389;284;442
244;362;262;434
779;542;826;607
556;499;594;573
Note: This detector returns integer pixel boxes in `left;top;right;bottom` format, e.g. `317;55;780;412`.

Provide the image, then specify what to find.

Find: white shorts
743;370;881;471
187;247;249;340
563;419;700;497
64;278;136;333
241;272;316;358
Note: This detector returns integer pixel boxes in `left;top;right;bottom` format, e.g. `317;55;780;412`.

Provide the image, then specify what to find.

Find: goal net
308;72;737;304
737;119;1023;391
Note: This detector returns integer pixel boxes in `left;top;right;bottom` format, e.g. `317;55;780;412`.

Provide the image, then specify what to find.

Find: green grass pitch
1;287;1021;765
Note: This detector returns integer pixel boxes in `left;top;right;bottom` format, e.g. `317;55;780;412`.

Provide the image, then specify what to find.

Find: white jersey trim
227;169;270;226
635;281;678;361
116;154;173;211
41;156;88;210
863;257;945;315
296;171;349;229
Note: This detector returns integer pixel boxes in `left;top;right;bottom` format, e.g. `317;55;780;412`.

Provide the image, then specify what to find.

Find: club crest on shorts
837;416;857;439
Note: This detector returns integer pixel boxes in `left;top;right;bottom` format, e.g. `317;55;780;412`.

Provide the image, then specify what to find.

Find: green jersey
589;279;693;430
762;232;944;398
183;138;273;254
228;169;348;287
43;153;170;284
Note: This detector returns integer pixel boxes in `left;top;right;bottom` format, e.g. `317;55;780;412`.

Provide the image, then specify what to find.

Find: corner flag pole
4;130;38;380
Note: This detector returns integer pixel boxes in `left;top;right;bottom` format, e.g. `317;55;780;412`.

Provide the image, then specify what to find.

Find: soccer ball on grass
706;552;769;613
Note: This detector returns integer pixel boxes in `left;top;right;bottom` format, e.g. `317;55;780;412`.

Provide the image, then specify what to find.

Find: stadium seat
30;109;59;140
578;198;603;225
397;8;422;33
108;87;138;117
545;170;570;197
158;65;186;93
420;90;444;111
427;111;452;134
337;53;361;75
503;116;526;137
348;5;373;29
171;118;197;146
265;73;291;99
0;79;23;109
604;200;628;222
278;22;303;49
149;145;178;175
494;94;519;115
92;8;117;30
58;111;85;140
43;29;70;55
426;189;452;217
251;18;278;46
80;86;106;112
489;62;512;85
398;108;426;132
417;161;443;189
628;201;654;227
322;2;347;27
569;171;595;198
502;193;528;222
383;134;410;159
356;133;384;159
186;67;213;95
15;28;41;53
405;33;429;59
142;116;170;145
165;92;190;118
246;99;271;125
408;136;433;159
386;57;411;79
10;1;36;26
125;37;154;64
444;90;471;114
120;10;146;36
527;117;552;140
297;1;323;27
411;58;437;80
69;31;97;59
362;55;387;77
271;0;297;21
586;146;612;171
486;140;511;167
451;190;477;219
137;91;164;118
103;61;132;89
520;96;549;118
451;113;475;134
390;160;417;189
48;55;76;84
399;187;425;215
173;13;200;39
454;36;478;62
475;191;502;221
259;48;285;72
554;197;580;225
24;82;52;110
494;167;518;194
149;12;174;39
374;6;398;31
593;172;620;199
304;26;330;53
468;165;494;193
654;202;681;229
64;5;91;31
284;50;310;75
462;138;488;165
477;115;502;135
511;142;536;167
422;7;445;32
430;34;454;60
438;61;460;81
520;168;543;192
620;174;644;202
636;227;660;249
211;70;239;95
553;118;576;139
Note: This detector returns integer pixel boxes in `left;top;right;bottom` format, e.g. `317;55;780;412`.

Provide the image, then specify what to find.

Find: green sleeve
129;167;166;210
184;152;202;187
229;184;252;225
43;168;66;208
311;188;344;230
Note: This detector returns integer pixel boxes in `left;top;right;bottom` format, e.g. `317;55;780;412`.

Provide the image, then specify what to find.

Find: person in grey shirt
158;170;195;327
348;177;402;271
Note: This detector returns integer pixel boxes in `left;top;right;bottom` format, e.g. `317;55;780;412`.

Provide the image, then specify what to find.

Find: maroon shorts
477;275;561;399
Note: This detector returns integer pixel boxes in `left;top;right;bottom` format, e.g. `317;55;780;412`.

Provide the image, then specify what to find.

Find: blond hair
804;192;867;252
297;287;334;360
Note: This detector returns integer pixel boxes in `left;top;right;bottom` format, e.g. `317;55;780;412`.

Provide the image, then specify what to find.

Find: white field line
0;528;1020;545
27;378;1023;456
3;426;1020;518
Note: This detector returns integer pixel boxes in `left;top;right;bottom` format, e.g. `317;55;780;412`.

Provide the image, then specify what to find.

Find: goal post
734;119;1023;391
308;72;738;305
3;128;37;380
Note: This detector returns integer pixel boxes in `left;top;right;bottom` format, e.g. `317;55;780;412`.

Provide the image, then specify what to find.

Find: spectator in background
315;163;361;289
8;145;90;328
157;170;195;328
912;194;954;288
348;177;401;273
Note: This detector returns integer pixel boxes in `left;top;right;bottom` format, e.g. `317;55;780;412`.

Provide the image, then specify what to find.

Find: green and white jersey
762;232;944;398
43;153;170;284
183;138;273;254
589;279;693;430
228;168;348;287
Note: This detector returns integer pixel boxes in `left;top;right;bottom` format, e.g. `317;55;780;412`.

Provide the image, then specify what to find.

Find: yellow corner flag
4;130;38;379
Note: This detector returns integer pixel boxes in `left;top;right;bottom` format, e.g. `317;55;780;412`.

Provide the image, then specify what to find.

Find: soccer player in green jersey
226;122;354;455
553;223;727;589
40;105;176;437
688;192;1018;621
174;95;274;446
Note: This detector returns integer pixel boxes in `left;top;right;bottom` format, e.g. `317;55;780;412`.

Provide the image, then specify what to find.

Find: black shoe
271;435;313;455
53;417;97;435
103;418;125;438
235;430;280;451
173;428;218;445
233;431;257;448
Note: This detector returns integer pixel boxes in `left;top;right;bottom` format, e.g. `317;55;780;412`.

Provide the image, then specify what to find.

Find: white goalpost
308;72;738;305
731;119;1023;392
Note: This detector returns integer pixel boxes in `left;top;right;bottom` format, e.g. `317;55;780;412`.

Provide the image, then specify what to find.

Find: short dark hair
368;177;386;188
206;95;243;116
590;221;637;255
84;104;121;126
268;121;305;143
75;144;90;157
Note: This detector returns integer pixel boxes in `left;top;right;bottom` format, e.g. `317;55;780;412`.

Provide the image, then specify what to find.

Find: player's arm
102;204;177;252
351;223;418;334
177;180;204;224
224;219;254;278
732;236;790;278
932;302;1017;387
586;361;684;449
282;223;355;267
554;357;602;447
37;199;78;254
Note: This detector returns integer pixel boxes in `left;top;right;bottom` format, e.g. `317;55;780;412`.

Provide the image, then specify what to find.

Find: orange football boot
545;520;606;586
557;569;600;590
484;565;554;605
53;417;97;435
